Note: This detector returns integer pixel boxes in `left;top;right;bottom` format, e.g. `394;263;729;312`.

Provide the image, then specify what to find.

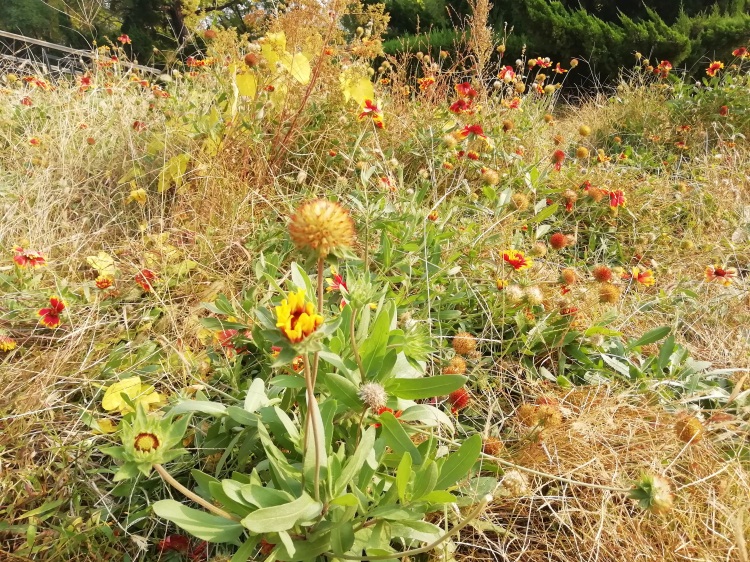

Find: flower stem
303;355;322;501
324;494;492;560
153;463;239;522
312;256;324;387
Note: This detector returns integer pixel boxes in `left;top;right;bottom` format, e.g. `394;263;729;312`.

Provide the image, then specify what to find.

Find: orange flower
373;406;402;427
358;99;384;129
498;66;515;82
21;96;32;106
706;61;724;77
705;265;737;286
135;269;157;292
502;249;532;271
719;105;729;116
117;34;132;44
13;247;46;268
449;98;474;114
655;60;672;78
732;46;748;58
29;137;41;146
95;276;114;290
39;296;65;328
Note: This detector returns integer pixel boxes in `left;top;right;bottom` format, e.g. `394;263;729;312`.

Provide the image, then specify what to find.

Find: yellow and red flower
502;249;533;271
135;269;157;292
95;276;114;290
373;406;402;428
655;60;672;78
554;62;567;74
456;124;486;140
13;247;46;268
623;267;655;286
706;61;724;77
608;189;626;209
0;331;17;352
38;296;65;328
498;66;515;82
418;76;435;91
117;34;132;45
274;289;324;344
358;99;384;129
705;265;737;286
448;98;474;114
732;46;748;58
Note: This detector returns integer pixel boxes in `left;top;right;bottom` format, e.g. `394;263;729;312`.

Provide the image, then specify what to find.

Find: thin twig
153;463;239;521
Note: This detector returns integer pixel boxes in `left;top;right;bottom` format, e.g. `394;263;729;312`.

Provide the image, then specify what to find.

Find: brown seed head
452;332;477;355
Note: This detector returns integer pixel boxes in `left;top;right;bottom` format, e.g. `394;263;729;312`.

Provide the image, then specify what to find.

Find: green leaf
323;373;362;411
152;500;243;544
419;490;457;504
411;461;438;501
244;378;269;413
657;334;676;372
379;412;422;465
387;375;466;400
396;452;412;503
241;493;322;533
230;537;260;562
331;522;355;554
528;202;558;224
334;427;376;496
236;72;257;97
330;493;359;506
359;303;393;381
169;400;227;417
628;326;671;350
435;434;482;490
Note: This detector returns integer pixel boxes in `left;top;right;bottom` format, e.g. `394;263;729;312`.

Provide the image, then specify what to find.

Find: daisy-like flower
732;46;748;58
418;76;435;91
38;296;65;328
13;246;46;268
502;249;533;271
498;66;515;82
705;265;737;286
0;331;17;352
608;189;626;209
456;124;486;139
719;105;729;116
554;62;567;74
655;60;672;78
117;34;132;44
275;289;324;344
455;82;478;98
624;267;655;286
448;98;474;114
135;269;157;292
358;99;384;129
95;276;114;290
706;61;724;77
288;199;356;258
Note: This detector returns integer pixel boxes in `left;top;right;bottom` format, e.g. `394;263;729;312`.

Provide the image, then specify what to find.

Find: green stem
154;463;239;522
312;257;324;387
324;494;492;560
303;355;322;501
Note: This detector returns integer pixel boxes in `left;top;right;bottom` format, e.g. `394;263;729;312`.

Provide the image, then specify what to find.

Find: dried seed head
674;414;704;444
502;469;530;496
443;356;467;375
598;283;620;304
452;332;477;355
359;382;388;410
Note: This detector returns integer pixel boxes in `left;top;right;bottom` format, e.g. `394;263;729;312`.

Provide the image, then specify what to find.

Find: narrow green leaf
420;490;457;504
323;373;362;411
230;537;260;562
528;202;559;224
169;400;226;417
379;412;422;465
334;427;376;496
628;326;671;350
359;303;393;381
244;378;268;413
396;453;412;503
387;375;466;400
435;434;482;490
152;500;243;544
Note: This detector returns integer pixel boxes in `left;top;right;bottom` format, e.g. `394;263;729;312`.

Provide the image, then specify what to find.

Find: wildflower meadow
1;1;749;561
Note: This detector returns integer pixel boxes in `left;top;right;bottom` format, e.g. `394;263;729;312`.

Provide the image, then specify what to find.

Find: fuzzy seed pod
501;469;530;496
530;241;547;257
674;414;704;444
511;192;530;211
592;265;613;282
358;382;388;410
579;125;592;137
560;268;577;285
289;200;356;258
525;286;544;306
549;232;567;250
443;356;467;375
502;119;514;132
505;284;525;304
576;146;589;159
452;332;477;355
483;436;504;456
598;283;620;304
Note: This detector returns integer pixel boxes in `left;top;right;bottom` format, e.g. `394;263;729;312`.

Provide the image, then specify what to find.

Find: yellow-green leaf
236;72;257;98
86;251;117;277
341;75;374;105
280;52;311;84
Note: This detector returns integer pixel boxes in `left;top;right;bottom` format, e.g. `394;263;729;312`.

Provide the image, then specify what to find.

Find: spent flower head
288;199;356;258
